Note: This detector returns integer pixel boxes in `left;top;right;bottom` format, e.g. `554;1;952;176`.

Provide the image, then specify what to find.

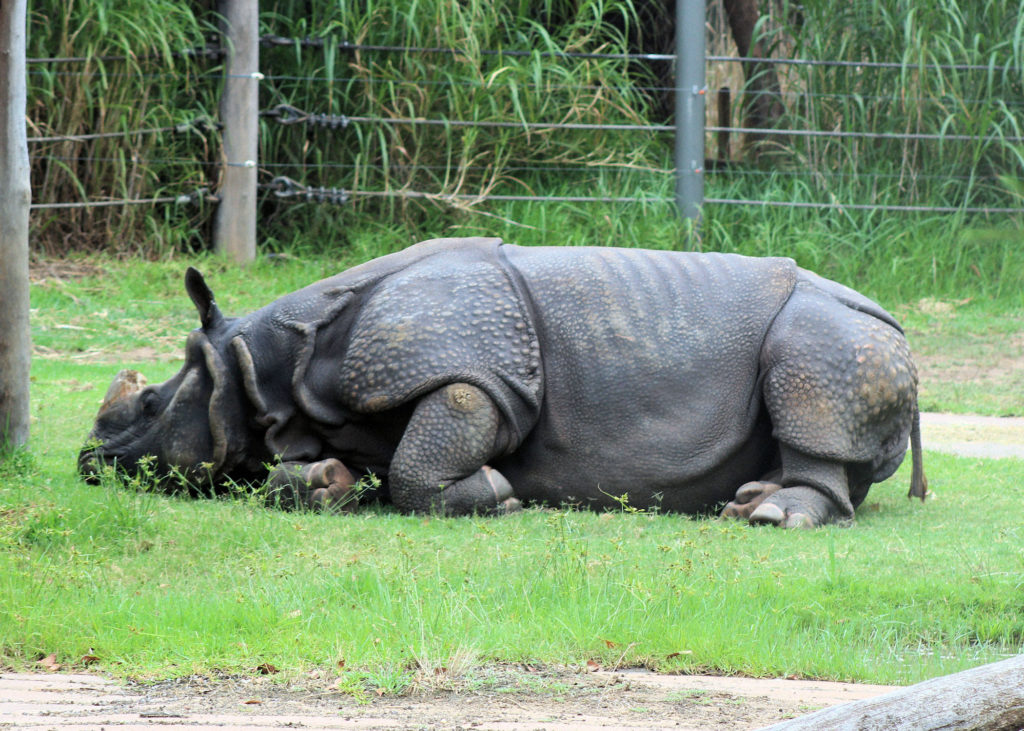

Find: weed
667;689;713;705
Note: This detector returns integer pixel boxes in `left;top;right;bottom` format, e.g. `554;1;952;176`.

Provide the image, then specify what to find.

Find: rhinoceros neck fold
230;289;358;462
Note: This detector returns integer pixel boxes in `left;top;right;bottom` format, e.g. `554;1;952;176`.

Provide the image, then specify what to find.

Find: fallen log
759;654;1024;731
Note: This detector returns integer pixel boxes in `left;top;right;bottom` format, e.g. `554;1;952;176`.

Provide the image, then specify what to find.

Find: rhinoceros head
79;268;251;488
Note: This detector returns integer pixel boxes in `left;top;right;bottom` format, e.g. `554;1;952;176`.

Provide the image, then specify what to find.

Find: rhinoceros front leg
388;383;521;516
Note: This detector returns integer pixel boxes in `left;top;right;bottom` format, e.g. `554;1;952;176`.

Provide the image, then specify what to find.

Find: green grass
2;257;1022;688
14;0;1024;690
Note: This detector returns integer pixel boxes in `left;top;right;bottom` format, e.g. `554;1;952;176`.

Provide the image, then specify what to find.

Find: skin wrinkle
200;336;230;472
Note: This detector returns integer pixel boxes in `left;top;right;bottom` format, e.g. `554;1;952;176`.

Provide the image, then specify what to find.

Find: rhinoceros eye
140;389;160;417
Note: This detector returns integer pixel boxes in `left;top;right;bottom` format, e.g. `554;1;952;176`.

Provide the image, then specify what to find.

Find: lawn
1;256;1021;689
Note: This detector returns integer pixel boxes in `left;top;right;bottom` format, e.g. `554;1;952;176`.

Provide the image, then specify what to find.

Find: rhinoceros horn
97;369;148;416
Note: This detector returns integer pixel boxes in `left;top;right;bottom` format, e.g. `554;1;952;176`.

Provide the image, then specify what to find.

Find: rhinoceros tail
908;406;928;501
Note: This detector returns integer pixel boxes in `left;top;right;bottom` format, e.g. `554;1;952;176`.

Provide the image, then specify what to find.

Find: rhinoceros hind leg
389;383;517;516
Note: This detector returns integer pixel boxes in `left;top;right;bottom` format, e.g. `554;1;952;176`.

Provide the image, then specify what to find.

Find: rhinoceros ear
185;267;225;331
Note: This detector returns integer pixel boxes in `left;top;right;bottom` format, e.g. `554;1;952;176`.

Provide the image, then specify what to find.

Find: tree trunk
721;0;785;156
0;0;32;450
759;654;1024;730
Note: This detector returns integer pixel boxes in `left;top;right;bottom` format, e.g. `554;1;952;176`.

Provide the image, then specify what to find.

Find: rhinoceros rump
80;238;926;527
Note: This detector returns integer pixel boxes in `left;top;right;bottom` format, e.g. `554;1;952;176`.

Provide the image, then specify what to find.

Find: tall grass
24;0;1024;300
254;0;1024;300
754;0;1024;209
26;0;212;256
256;0;662;246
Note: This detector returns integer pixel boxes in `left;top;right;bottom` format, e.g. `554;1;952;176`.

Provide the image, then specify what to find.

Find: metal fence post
214;0;259;263
675;0;706;221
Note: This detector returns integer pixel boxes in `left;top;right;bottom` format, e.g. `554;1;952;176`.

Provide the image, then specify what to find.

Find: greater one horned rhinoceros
79;237;926;527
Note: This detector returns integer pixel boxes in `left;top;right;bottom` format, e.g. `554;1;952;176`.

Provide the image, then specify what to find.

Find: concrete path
920;412;1024;459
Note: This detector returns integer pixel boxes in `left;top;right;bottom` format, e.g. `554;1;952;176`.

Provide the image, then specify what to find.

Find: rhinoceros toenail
749;503;786;526
784;513;815;529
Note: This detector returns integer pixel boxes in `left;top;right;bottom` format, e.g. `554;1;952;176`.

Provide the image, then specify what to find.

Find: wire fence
25;31;1024;220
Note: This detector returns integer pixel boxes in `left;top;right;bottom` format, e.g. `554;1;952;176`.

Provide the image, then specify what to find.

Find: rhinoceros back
496;245;800;511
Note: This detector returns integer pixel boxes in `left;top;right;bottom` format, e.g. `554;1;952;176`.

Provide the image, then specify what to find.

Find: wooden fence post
0;0;32;450
214;0;259;263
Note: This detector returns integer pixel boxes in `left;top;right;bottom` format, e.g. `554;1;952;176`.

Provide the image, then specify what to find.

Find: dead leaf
80;654;100;666
375;688;386;696
603;639;617;648
37;653;61;672
337;659;346;669
255;663;279;675
586;659;601;672
665;651;693;660
243;699;262;705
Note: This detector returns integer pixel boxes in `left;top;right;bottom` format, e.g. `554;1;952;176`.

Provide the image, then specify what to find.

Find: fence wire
25;35;1024;215
261;102;1024;144
259;35;1022;74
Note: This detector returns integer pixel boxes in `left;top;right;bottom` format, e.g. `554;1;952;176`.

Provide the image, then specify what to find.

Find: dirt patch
0;668;896;730
33;343;184;364
913;331;1024;389
29;258;106;284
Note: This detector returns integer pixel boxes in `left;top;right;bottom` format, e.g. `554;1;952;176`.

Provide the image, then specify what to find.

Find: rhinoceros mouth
77;444;136;484
77;447;103;483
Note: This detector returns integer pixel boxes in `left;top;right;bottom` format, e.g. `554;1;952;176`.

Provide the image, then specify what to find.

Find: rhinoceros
79;237;926;527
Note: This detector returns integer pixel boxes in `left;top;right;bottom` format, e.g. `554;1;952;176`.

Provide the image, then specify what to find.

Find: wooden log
0;0;31;449
759;654;1024;730
213;0;259;263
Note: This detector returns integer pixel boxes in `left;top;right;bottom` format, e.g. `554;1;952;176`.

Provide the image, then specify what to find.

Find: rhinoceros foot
440;465;521;516
747;485;852;529
266;458;359;513
720;475;783;520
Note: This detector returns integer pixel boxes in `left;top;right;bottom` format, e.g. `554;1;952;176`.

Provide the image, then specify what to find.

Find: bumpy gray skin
79;238;926;527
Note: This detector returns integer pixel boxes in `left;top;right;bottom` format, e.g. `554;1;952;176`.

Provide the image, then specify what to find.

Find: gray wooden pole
675;0;706;221
214;0;259;263
0;0;31;450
